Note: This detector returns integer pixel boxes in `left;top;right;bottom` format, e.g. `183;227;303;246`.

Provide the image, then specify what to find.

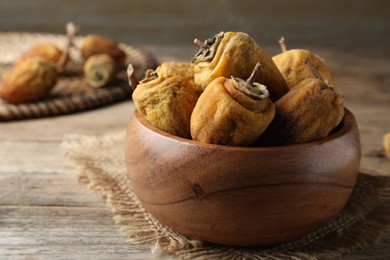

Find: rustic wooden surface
1;2;389;258
1;44;390;258
1;0;389;50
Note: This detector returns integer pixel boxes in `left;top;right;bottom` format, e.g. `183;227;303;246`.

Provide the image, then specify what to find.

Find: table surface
1;44;390;259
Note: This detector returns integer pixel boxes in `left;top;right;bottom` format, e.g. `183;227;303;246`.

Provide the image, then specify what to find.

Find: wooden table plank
0;101;133;142
0;206;151;259
0;46;389;259
1;0;390;50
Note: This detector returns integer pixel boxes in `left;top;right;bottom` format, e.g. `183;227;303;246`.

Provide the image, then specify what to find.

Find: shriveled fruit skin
193;32;288;102
190;77;275;146
132;64;199;139
0;59;57;104
156;62;194;80
273;49;336;90
16;43;63;65
155;61;202;95
258;78;344;146
83;54;116;88
82;35;127;67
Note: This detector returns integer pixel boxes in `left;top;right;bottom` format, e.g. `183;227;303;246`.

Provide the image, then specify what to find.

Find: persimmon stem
247;63;261;86
193;38;209;50
304;57;334;89
303;57;324;81
57;22;79;71
279;36;288;52
127;64;139;91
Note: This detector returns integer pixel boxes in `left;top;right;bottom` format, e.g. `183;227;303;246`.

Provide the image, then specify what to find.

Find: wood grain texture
125;110;361;246
0;0;389;50
0;206;153;259
0;45;390;258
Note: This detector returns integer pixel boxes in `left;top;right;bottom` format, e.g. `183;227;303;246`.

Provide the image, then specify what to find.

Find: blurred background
1;0;389;52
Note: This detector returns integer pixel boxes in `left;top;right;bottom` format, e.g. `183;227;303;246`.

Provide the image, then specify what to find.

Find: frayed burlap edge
62;131;390;259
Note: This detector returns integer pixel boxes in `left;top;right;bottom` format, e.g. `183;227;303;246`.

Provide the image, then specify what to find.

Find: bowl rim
132;108;357;152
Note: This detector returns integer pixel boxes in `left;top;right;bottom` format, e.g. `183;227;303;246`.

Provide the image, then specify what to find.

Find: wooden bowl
125;109;361;246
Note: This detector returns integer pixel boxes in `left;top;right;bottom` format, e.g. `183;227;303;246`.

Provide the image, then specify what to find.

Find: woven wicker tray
0;32;158;122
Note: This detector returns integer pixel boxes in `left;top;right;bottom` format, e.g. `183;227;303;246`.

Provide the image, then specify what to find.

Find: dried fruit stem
304;57;334;89
193;38;209;50
57;22;79;71
303;57;324;81
247;63;261;86
127;64;139;91
231;63;269;100
279;37;288;52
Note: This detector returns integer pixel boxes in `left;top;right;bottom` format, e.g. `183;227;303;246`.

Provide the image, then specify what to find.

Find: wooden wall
0;0;389;50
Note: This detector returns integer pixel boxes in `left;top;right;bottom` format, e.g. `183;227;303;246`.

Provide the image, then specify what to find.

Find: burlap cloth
62;131;390;259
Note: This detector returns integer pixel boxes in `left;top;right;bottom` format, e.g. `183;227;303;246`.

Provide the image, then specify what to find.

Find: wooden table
1;45;390;259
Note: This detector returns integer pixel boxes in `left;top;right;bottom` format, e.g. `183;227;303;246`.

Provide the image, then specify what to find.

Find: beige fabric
62;131;390;259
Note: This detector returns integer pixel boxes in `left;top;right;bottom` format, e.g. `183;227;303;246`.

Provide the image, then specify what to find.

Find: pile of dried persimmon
0;23;127;104
130;31;345;147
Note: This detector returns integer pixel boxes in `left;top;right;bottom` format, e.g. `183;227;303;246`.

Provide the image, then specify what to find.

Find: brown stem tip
303;57;324;81
303;57;335;90
66;22;79;45
279;36;288;52
127;64;139;91
57;22;79;72
193;38;209;50
247;62;261;86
